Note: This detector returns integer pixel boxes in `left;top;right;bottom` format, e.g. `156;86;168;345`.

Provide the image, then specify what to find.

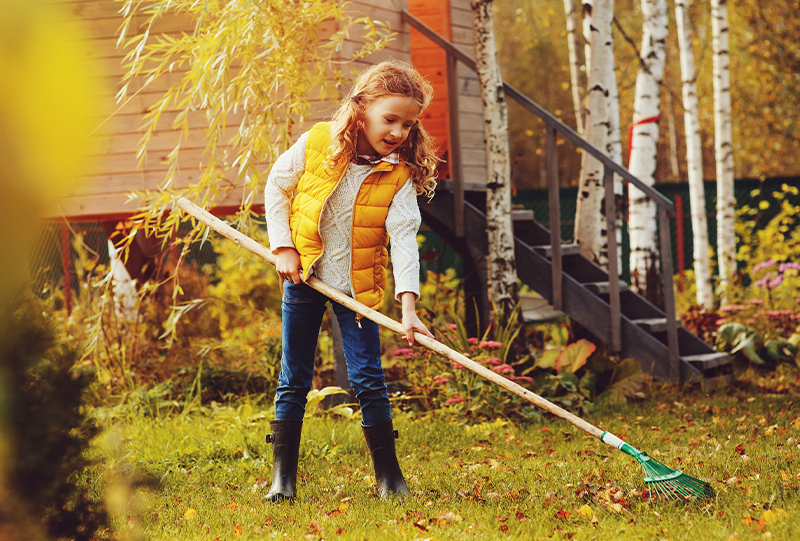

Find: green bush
0;295;108;540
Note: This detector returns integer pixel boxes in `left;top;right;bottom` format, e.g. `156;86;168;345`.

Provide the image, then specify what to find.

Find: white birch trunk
628;0;667;300
711;0;736;292
676;0;714;309
575;0;614;265
582;1;593;76
471;0;519;318
564;0;585;135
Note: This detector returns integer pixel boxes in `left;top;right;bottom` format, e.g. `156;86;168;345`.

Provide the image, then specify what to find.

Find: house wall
50;0;410;219
449;0;487;189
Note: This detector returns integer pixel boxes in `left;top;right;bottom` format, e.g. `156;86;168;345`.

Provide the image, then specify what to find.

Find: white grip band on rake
601;431;625;450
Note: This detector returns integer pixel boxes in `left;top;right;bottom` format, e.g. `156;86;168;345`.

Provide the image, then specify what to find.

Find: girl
263;59;438;501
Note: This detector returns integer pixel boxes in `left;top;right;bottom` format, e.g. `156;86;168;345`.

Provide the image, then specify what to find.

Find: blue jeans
273;281;391;426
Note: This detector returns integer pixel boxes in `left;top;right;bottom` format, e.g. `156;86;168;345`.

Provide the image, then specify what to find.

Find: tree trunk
564;0;585;135
575;0;614;264
471;0;519;322
628;0;667;305
676;0;714;309
712;0;736;294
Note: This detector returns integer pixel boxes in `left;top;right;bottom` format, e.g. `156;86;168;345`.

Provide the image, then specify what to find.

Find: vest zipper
350;167;371;327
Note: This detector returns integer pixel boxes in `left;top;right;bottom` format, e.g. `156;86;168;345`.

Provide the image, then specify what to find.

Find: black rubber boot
264;419;303;502
362;419;409;499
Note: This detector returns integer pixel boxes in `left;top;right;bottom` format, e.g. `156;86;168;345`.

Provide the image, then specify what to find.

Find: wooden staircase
418;188;734;391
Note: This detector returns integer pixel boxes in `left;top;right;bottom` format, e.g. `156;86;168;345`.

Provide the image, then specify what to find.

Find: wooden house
51;0;487;221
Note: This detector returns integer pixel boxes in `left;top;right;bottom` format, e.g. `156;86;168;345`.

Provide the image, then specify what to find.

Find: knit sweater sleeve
264;131;309;254
385;177;422;301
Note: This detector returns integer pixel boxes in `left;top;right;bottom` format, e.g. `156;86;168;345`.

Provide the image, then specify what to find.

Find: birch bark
471;0;519;319
711;0;736;293
676;0;714;309
628;0;667;302
564;0;585;135
575;0;615;264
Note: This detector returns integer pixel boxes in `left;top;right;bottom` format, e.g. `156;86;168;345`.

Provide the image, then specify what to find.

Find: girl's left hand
401;311;433;346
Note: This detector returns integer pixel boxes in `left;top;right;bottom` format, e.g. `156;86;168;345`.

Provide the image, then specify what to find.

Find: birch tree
627;0;667;301
574;0;616;265
676;0;714;309
564;0;585;135
471;0;519;320
711;0;736;292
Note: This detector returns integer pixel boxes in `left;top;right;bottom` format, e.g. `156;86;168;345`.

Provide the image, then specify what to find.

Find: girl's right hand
275;247;303;284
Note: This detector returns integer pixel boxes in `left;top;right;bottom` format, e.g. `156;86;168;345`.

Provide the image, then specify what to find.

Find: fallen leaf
232;523;244;537
761;509;780;526
183;508;197;520
555;508;571;519
735;444;746;455
577;505;594;519
498;524;509;532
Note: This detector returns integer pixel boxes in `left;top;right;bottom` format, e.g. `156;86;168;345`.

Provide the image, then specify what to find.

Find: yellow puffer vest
289;122;412;310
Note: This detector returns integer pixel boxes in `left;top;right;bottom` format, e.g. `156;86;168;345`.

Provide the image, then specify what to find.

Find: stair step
532;244;581;258
681;352;730;370
701;373;736;391
633;317;681;333
512;209;535;222
582;281;629;295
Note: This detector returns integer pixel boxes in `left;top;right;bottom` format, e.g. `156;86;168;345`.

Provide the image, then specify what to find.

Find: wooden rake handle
175;197;604;440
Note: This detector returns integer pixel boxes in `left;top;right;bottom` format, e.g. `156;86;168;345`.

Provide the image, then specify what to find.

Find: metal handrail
401;10;680;380
401;11;674;214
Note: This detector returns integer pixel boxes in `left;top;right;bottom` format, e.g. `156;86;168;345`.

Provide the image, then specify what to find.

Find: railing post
546;128;562;311
446;53;464;237
658;206;680;382
604;166;621;352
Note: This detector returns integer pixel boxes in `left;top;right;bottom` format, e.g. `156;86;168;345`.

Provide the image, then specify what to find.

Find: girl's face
355;95;421;157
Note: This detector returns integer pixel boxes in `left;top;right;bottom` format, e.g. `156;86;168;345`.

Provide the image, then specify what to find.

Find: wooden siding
408;0;451;178
50;0;410;219
450;0;487;187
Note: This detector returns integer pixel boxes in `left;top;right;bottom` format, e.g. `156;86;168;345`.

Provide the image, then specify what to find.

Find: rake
176;197;714;503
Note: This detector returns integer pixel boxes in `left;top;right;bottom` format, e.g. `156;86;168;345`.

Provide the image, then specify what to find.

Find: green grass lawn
91;388;800;540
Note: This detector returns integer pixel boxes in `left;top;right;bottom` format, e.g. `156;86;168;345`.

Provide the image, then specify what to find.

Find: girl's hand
275;247;303;284
401;311;433;346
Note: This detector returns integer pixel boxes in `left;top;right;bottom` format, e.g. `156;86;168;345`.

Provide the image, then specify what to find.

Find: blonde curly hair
329;59;439;199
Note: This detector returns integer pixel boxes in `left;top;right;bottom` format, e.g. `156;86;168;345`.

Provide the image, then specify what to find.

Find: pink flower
779;262;800;273
467;337;479;345
445;396;465;404
394;348;414;356
492;364;515;375
481;358;502;366
510;376;533;383
434;376;451;384
753;259;776;274
446;324;458;330
769;275;784;288
765;310;792;318
449;360;464;370
719;304;746;312
749;299;765;305
479;340;503;349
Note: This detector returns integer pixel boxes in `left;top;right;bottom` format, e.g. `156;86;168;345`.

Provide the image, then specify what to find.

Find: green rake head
623;444;714;502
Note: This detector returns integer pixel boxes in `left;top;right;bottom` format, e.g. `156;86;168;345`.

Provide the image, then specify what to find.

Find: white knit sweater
264;131;421;301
